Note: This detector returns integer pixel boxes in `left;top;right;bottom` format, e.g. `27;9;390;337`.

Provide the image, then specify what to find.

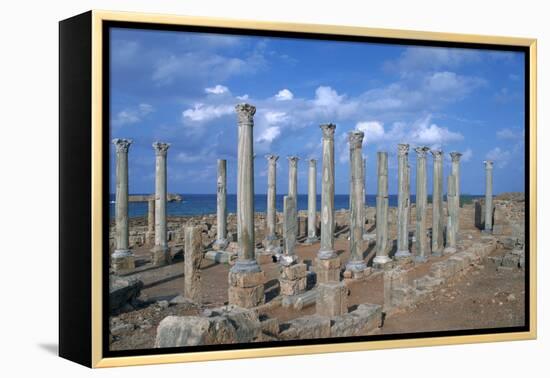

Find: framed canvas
59;10;537;368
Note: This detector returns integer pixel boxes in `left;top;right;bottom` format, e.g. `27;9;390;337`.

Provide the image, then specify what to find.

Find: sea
109;193;482;219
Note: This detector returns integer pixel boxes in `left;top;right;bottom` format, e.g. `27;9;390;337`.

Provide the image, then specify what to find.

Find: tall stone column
288;156;299;237
112;138;135;272
151;142;170;266
264;154;280;254
316;123;340;283
414;146;430;262
395;143;411;259
305;158;318;244
228;104;264;308
431;150;444;256
484;160;494;233
450;152;462;238
213;159;228;250
282;195;298;265
444;174;457;254
373;151;391;268
146;198;155;245
184;226;202;302
345;131;367;278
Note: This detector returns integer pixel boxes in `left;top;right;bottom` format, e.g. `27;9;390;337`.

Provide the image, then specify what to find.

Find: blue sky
109;27;525;195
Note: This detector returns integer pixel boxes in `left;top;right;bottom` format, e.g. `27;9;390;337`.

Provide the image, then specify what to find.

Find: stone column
316;123;340;283
228;104;264;308
184;226;202;302
288;156;299;239
151;142;170;266
264;154;281;254
484;160;494;233
111;138;135;272
444;174;457;254
146;198;155;245
414;146;430;262
345;131;367;278
305;159;318;244
373;151;391;268
450;152;462;238
213;159;228;250
431;150;444;256
281;195;298;265
395;144;411;259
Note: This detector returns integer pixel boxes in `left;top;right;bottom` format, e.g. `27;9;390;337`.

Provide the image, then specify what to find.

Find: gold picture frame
59;9;537;368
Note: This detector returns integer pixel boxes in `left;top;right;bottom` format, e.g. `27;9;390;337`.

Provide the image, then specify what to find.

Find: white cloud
264;111;288;124
486;147;511;168
182;103;234;122
462;148;473;162
424;71;486;96
314;86;344;107
356;121;385;142
275;89;294;101
112;103;154;127
409;116;463;146
384;47;480;76
236;94;249;100
497;128;524;140
257;126;281;143
205;85;229;95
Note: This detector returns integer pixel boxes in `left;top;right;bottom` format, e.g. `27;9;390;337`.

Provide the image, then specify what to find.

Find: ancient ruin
108;102;526;351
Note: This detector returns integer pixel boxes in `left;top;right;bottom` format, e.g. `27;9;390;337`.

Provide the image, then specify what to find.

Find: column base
414;255;429;263
111;250;135;273
228;269;265;308
150;246;170;267
481;229;493;235
303;236;319;245
230;259;261;273
317;282;348;317
443;246;457;255
256;250;275;265
372;255;392;270
344;260;368;280
431;248;443;257
212;238;229;251
317;248;337;260
315;256;341;284
394;249;412;259
279;254;299;267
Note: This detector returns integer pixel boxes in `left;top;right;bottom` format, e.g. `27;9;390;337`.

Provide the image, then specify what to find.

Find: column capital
348;130;364;148
309;158;317;166
320;123;336;139
112;138;132;153
265;154;279;163
450;151;463;162
397;143;410;156
430;149;444;160
152;141;170;156
235;103;256;125
414;146;430;158
484;160;494;169
287;155;300;165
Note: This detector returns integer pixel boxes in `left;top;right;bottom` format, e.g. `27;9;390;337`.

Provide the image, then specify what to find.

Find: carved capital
430;149;443;161
287;155;299;167
309;158;317;166
112;138;132;153
265;154;279;164
235;103;256;125
484;160;494;169
397;143;410;157
320;123;336;140
152;141;170;156
348;130;364;149
450;151;463;162
414;146;430;158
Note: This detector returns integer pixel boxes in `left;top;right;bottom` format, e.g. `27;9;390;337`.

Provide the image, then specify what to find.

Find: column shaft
265;154;279;252
306;159;318;243
444;174;457;254
214;159;228;249
431;150;444;256
396;144;411;258
318;124;337;260
373;152;390;265
484;160;494;232
415;146;430;261
152;142;170;266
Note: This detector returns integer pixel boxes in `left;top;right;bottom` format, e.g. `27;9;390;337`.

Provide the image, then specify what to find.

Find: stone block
330;303;382;337
279;315;331;340
228;270;265;288
317;282;348;317
315;257;341;284
111;255;135;273
109;276;143;313
281;263;307;280
155;306;261;347
151;246;170;266
259;317;279;337
256;251;274;265
228;284;265;308
279;277;307;296
204;250;235;263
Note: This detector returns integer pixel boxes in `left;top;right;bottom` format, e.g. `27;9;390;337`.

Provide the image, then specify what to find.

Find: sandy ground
109;233;525;351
